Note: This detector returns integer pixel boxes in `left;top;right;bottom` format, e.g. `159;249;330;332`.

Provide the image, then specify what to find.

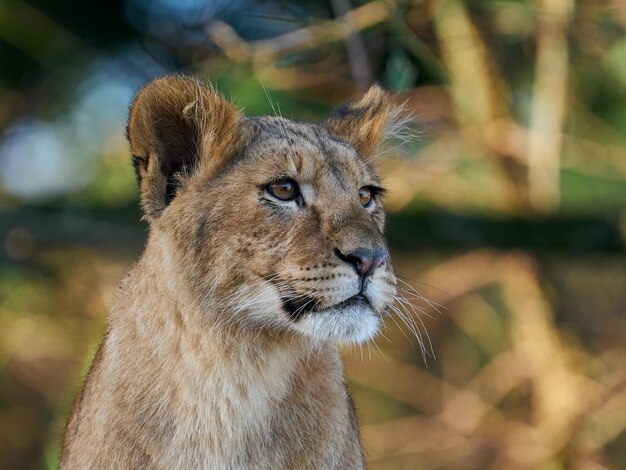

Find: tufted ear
127;76;242;221
324;85;400;158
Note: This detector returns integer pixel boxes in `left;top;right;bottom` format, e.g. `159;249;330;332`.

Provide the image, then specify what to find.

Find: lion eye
359;187;373;208
267;178;298;201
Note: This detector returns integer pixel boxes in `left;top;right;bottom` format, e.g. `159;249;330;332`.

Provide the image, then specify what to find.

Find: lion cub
61;76;399;469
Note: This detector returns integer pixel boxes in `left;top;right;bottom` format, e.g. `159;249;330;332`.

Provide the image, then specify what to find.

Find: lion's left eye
358;187;373;208
267;178;298;201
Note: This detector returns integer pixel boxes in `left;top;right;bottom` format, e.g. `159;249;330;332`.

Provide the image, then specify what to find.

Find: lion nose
334;248;386;278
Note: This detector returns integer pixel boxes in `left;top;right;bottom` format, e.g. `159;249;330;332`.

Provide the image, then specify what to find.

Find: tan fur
61;76;400;469
325;86;392;157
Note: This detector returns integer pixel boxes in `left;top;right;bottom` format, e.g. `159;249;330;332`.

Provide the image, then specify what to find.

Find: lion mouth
282;293;371;321
281;295;318;320
333;293;370;309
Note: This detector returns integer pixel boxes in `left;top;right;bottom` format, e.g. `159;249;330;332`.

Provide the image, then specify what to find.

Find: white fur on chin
292;306;381;344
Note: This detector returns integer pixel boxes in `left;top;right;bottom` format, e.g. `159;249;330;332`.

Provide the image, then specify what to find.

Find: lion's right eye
266;178;298;201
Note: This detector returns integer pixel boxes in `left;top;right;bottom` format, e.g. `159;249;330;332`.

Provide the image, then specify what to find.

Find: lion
60;76;401;469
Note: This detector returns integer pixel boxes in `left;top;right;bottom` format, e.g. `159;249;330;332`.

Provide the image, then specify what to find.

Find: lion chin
292;303;382;344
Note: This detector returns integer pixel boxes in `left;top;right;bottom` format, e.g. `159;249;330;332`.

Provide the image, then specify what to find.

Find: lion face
183;117;396;343
128;77;400;344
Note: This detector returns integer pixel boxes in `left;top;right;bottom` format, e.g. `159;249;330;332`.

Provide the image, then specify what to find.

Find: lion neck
108;231;340;421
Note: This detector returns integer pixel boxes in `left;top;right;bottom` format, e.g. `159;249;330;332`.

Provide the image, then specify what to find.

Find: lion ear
324;85;398;158
127;76;242;221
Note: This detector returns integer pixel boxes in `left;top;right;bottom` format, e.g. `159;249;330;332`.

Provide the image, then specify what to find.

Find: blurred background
0;0;625;468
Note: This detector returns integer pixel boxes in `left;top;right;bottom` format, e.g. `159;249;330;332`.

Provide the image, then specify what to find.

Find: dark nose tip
334;248;386;278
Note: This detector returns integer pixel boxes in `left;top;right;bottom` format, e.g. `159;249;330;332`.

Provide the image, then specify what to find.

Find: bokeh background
1;0;625;468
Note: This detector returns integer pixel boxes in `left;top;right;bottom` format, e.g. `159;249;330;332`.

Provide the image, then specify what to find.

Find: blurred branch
500;254;595;466
582;384;626;455
432;0;507;127
345;353;443;414
389;13;446;82
361;414;481;467
206;0;392;64
527;0;574;212
383;114;626;213
484;119;626;179
330;0;372;89
431;1;529;212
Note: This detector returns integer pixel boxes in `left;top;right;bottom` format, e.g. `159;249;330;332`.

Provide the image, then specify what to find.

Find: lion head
127;76;400;344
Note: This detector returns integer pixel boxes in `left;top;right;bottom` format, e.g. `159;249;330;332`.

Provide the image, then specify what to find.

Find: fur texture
61;76;400;469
